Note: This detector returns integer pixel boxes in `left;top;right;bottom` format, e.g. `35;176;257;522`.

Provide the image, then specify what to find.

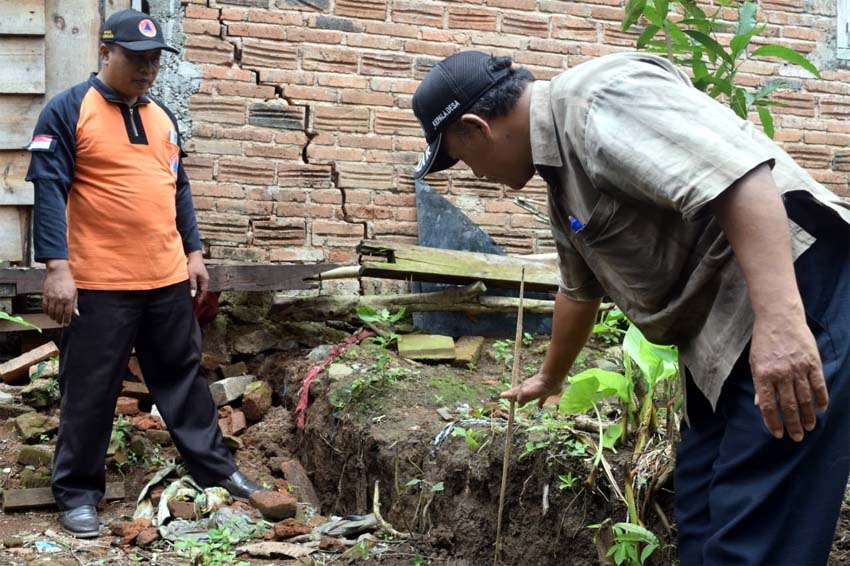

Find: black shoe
59;505;99;538
218;471;264;502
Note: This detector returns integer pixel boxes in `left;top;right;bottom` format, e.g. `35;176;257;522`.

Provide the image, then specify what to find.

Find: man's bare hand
187;250;209;300
43;260;77;325
501;373;565;410
750;313;828;442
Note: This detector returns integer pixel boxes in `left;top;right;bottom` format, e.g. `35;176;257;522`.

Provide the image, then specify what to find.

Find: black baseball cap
101;9;178;54
411;51;512;179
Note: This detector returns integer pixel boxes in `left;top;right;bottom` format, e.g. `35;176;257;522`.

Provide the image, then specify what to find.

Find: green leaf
665;20;690;48
643;5;662;27
622;0;647;32
731;88;749;118
641;543;659;564
355;305;381;323
623;325;677;388
0;312;42;332
753;80;786;102
431;482;444;492
558;376;600;414
637;24;660;49
602;423;624;450
730;28;760;59
405;479;421;487
655;0;669;21
757;107;775;138
735;1;757;36
751;44;822;78
388;306;406;322
570;369;631;403
683;30;734;66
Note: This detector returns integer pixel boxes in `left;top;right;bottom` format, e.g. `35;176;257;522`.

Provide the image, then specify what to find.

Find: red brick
403;40;456;58
185;5;220;19
191;96;247;125
360;54;413;77
258;69;316;85
501;13;550;38
313;106;370;133
302;47;358;72
209;246;269;262
242;39;299;69
346;34;404;50
201;65;255;82
340;90;395;106
307;146;365;162
364;21;419;38
318;74;370;89
335;0;386;21
269;248;326;262
184;36;234;64
487;0;537;8
218;82;276;98
274;518;313;540
448;7;497;31
226;22;286;40
374;110;421;136
370;78;418;94
167;500;199;520
244;144;303;160
283;85;339;102
277;164;334;188
285;28;343;43
136;528;160;548
590;6;625;22
392;1;444;27
184;19;220;36
803;132;850;146
0;342;59;385
246;9;302;25
540;0;590;16
275;0;330;12
552;16;598;42
115;397;140;416
218;158;276;184
338;134;393;150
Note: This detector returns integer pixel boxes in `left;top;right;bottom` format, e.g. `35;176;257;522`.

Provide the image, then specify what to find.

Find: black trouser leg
52;290;142;510
134;281;235;485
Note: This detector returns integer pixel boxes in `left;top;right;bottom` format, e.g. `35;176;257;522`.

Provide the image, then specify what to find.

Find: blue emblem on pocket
569;215;585;232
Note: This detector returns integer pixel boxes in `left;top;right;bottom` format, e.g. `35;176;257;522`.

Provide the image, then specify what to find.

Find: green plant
522;332;533;347
492;339;514;367
451;427;482;451
406;478;444;493
356;306;406;349
39;433;49;444
589;522;660;566
622;0;821;138
593;308;627;344
175;526;251;566
558;472;579;492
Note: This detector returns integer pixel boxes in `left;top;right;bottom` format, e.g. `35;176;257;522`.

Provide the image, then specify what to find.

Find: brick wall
178;0;850;271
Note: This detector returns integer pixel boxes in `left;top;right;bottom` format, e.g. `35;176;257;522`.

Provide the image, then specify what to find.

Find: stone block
15;412;59;443
0;342;59;385
28;358;58;380
250;491;297;521
209;375;256;406
397;335;456;361
452;336;485;367
17;445;52;467
242;381;272;422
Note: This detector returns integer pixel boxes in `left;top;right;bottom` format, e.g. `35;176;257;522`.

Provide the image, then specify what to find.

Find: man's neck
95;71;138;107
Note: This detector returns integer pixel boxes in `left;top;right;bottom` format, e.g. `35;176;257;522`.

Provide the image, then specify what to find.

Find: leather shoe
218;471;264;502
59;505;99;538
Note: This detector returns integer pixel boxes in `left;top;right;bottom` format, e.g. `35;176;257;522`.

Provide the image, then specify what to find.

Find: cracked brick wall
168;0;850;272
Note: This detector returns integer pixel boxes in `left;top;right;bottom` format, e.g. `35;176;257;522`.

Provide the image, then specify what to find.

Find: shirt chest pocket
157;130;181;178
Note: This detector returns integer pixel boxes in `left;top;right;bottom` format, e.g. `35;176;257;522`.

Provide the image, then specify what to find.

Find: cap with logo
101;9;178;54
411;51;511;180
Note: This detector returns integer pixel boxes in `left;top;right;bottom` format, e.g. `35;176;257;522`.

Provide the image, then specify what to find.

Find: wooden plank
0;151;34;205
0;96;44;150
0;0;46;35
3;481;125;512
0;264;339;296
44;0;105;99
0;314;60;333
356;240;559;293
0;207;23;262
206;263;336;292
0;38;46;94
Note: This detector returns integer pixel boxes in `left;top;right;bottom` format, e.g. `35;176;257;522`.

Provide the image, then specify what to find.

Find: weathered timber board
0;96;44;150
0;38;46;94
0;264;338;296
0;1;46;35
0;151;34;205
0;207;23;262
3;481;124;512
357;240;559;293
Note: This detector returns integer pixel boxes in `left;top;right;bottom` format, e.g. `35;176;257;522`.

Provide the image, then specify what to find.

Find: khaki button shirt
530;52;850;407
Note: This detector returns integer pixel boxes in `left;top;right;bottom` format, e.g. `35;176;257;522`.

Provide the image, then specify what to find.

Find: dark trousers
676;201;850;566
52;280;236;510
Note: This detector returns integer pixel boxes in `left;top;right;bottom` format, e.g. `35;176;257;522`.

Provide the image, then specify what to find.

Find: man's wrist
45;259;71;272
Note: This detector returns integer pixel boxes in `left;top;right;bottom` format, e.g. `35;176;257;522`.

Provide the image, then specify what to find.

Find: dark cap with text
411;51;511;180
101;9;178;54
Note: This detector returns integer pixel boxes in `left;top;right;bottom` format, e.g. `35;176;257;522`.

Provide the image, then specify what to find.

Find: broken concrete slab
242;381;272;422
279;459;321;511
210;375;256;407
250;491;298;521
397;335;456;361
0;342;59;385
21;379;57;409
28;358;58;380
452;336;485;367
17;445;52;467
221;361;248;378
15;412;59;443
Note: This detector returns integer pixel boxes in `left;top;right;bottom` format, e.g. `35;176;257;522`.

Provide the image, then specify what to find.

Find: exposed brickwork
180;0;849;267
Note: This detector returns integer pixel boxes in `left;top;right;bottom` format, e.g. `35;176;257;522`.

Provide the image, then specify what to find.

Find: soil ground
0;330;848;565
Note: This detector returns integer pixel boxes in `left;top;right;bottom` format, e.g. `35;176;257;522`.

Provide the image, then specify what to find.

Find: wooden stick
494;267;525;565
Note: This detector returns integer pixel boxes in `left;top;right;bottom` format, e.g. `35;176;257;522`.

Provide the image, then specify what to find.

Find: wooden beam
0;263;338;296
0;96;44;150
0;151;34;206
0;38;46;94
3;481;124;512
0;207;24;262
356;240;559;293
0;1;46;35
0;314;60;333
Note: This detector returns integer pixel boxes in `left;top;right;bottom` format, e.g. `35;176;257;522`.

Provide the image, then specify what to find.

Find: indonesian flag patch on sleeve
24;134;56;152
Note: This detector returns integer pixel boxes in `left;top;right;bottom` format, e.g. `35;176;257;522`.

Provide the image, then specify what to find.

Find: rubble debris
167;500;199;520
221;361;248;378
218;406;247;436
209;375;256;407
20;467;51;488
209;506;262;539
453;336;485;367
28;358;58;380
145;429;172;446
158;518;210;542
249;490;297;521
21;379;57;409
121;381;151;405
436;407;454;422
114;396;140;416
0;341;59;385
110;518;152;545
242;381;272;422
233;328;278;355
14;412;59;443
136;527;160;548
327;363;353;380
16;446;52;469
397;335;456;361
274;518;313;539
0;390;14;404
131;414;164;431
237;540;318;559
279;459;321;511
127;356;144;380
0;403;35;419
2;481;124;512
